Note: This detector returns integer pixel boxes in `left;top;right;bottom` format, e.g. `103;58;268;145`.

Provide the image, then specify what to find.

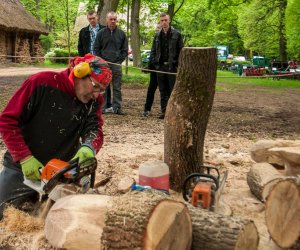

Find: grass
217;70;300;89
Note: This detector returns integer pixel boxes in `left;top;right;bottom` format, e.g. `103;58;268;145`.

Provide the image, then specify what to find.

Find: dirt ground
0;69;299;249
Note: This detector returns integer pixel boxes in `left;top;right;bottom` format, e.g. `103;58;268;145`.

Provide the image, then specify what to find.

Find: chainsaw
23;157;97;201
182;165;228;211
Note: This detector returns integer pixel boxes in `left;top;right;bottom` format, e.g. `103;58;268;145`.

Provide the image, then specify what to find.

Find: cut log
188;205;259;250
45;194;112;249
269;146;300;176
247;163;283;202
101;191;192;249
265;176;300;248
45;191;192;249
250;139;300;166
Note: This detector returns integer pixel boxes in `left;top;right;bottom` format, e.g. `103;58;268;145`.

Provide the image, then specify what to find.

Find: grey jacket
94;26;128;63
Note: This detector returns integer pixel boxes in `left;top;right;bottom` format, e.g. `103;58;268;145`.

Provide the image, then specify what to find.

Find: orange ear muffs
73;62;92;78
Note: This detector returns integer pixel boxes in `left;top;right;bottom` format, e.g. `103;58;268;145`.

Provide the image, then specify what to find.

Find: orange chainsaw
182;166;228;211
23;157;97;200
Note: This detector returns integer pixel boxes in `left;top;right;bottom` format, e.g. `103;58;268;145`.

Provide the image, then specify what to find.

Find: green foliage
39;34;54;53
286;0;300;59
45;48;78;64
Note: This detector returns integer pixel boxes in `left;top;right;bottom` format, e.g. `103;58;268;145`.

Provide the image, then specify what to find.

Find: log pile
248;139;300;201
248;140;300;249
44;189;261;250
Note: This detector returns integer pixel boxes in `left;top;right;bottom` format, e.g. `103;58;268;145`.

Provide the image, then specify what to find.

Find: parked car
128;50;151;63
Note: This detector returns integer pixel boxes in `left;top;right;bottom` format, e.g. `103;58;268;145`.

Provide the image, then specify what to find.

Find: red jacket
0;69;104;167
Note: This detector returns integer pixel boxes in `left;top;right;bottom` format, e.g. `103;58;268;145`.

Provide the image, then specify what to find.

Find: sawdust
0;206;44;232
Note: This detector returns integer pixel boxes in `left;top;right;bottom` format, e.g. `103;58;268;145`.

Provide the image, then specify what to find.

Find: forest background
20;0;300;65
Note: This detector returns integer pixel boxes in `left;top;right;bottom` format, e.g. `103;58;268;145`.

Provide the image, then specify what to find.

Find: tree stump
188;205;259;250
247;163;283;202
164;47;217;192
265;176;300;248
45;191;192;249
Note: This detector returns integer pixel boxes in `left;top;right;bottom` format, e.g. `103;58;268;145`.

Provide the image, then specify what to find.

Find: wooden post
164;47;217;192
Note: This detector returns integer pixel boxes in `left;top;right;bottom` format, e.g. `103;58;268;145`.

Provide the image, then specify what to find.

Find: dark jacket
150;27;184;72
78;24;105;56
94;26;128;63
0;69;104;170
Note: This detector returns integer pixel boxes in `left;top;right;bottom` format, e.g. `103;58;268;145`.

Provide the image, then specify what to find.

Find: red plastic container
139;161;169;191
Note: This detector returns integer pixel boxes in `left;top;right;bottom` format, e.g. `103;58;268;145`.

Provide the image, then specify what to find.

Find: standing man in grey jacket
150;13;184;119
94;11;128;115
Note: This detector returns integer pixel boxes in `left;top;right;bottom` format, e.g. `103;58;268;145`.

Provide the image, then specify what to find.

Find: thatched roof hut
0;0;49;64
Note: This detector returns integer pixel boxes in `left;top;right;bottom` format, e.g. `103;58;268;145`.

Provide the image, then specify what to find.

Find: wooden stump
247;163;283;202
164;47;217;192
188;205;259;250
265;176;300;248
45;191;192;249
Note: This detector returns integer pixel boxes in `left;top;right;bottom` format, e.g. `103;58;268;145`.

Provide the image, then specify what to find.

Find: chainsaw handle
182;173;219;202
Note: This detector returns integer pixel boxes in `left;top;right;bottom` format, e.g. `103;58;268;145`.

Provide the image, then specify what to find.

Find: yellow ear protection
73;62;92;78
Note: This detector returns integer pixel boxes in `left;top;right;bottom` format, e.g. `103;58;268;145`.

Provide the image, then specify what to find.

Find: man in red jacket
0;54;111;219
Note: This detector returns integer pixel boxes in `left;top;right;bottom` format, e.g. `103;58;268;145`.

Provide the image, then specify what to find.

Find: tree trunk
278;0;287;62
167;2;175;21
247;163;283;202
130;0;141;67
97;0;119;25
45;192;192;249
188;205;259;250
265;176;300;248
164;47;217;192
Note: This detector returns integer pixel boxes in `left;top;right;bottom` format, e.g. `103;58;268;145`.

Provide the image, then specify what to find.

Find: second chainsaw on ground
182;165;228;211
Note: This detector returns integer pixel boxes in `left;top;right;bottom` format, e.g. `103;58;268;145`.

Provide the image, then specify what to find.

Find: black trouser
157;65;176;113
144;72;158;112
0;166;38;220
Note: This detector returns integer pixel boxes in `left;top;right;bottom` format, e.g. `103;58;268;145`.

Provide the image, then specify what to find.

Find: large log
45;191;192;249
247;163;283;202
164;47;217;192
265;176;300;248
250;139;300;166
188;205;259;250
269;146;300;175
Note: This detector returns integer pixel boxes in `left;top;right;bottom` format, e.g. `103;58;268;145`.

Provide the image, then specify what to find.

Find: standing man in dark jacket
78;10;104;56
94;11;128;115
150;12;184;119
78;11;113;111
0;54;112;219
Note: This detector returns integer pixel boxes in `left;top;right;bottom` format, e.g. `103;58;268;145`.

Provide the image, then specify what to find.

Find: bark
164;47;217;192
265;176;300;248
97;0;120;26
247;163;283;202
130;0;141;67
188;205;259;250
